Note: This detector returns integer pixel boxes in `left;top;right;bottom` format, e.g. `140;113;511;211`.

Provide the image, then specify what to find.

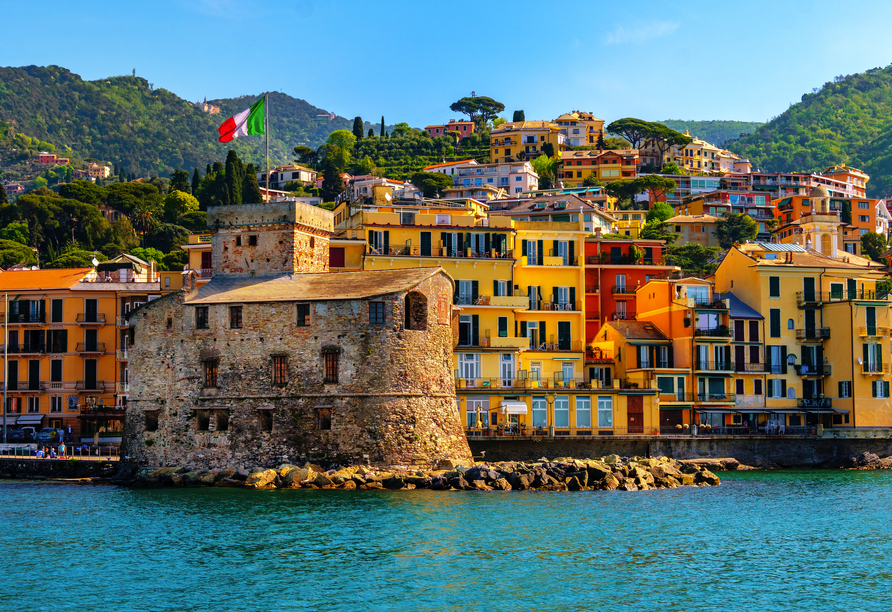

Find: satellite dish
858;358;864;365
91;258;99;267
384;192;392;201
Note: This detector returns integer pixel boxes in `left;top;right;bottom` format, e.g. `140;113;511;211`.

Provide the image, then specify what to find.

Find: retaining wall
0;458;118;480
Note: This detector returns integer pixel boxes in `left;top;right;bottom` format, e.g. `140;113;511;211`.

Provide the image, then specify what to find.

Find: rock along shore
126;454;736;492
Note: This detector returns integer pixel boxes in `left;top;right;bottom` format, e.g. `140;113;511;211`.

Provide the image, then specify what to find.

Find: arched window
405;291;428;330
787;319;794;330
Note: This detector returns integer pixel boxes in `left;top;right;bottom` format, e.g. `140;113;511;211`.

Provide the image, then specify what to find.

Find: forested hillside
658;120;764;146
0;65;353;177
727;66;892;197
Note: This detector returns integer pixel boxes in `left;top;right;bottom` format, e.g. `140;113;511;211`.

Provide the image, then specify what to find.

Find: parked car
36;428;65;445
20;427;36;441
6;430;27;443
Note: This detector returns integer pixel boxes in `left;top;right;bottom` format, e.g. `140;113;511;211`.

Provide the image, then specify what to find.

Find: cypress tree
214;171;230;207
206;163;213;177
225;150;243;205
368;128;375;138
353;116;364;140
192;168;201;194
512;110;525;122
0;183;8;205
380;116;385;138
113;163;118;175
242;172;265;204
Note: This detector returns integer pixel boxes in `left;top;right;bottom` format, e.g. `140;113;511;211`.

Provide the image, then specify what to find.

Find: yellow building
490;120;568;163
640;131;746;174
665;215;721;247
559;149;639;187
0;257;161;443
553;111;605;147
714;242;892;430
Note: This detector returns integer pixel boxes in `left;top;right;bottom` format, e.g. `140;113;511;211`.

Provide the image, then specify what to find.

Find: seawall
0;458;119;480
468;436;892;468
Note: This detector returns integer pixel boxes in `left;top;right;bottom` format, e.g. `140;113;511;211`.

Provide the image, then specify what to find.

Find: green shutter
498;317;508;337
770;309;780;337
769;276;780;297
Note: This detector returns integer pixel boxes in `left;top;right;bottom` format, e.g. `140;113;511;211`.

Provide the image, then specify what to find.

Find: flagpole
3;292;7;445
265;92;269;203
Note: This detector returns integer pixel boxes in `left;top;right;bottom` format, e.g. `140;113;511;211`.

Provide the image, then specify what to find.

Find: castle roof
186;268;451;305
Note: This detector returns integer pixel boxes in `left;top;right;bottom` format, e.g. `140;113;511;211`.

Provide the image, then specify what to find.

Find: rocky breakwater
128;454;722;492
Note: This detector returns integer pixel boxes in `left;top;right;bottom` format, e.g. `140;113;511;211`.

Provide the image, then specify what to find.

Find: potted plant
684;316;691;328
675;424;683;431
682;423;689;430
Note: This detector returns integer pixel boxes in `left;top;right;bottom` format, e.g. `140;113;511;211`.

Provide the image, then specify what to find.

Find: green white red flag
218;97;265;143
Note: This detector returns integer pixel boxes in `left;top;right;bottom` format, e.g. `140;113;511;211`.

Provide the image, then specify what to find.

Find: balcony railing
743;362;768;372
797;397;832;408
795;328;831;341
611;286;637;295
585;311;600;321
634;360;671;370
75;381;107;391
39;381;65;392
536;301;582;312
861;364;890;375
796;290;891;306
6;343;45;354
7;381;41;392
797;364;831;376
586;255;663;266
696;393;736;403
116;382;130;394
694;326;732;338
611;311;636;320
76;313;107;324
692;294;729;309
527;339;585;352
2;313;45;324
585;284;599;294
367;244;514;260
76;342;106;353
116;348;129;360
116;316;129;327
859;326;890;337
694;360;735;372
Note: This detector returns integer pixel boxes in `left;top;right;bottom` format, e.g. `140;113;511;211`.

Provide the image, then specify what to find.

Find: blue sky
5;0;892;128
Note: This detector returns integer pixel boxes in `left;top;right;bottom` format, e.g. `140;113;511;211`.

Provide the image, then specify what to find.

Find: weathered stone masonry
122;202;472;470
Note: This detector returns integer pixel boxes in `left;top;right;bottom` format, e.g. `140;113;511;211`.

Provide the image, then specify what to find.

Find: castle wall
122;272;472;469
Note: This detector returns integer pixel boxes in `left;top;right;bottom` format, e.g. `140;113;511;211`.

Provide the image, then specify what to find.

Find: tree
605;180;646;207
861;231;888;261
169;169;191;194
449;96;505;129
842;200;852;224
58;181;106;206
368;128;375;138
163;190;200;222
660;162;685;175
0;239;37;268
646;201;675;224
319;146;345;202
145;223;190;253
582;174;604;187
176;211;208;232
596;130;606;150
192;168;201;194
605;136;630;149
531;155;559;190
638;220;678;243
492;117;507;128
644;123;692;168
716;213;759;249
105;182;163;217
162;249;188;271
293;146;319;169
224;149;244;205
635;174;677;203
242;172;265;204
606;118;652;149
666;244;721;275
352;116;364;140
129;247;166;268
380;116;385;138
541;142;555;158
45;249;107;269
513;110;525;122
392;122;411;138
325;130;357;171
411;172;453;198
354;155;376;176
0;221;29;245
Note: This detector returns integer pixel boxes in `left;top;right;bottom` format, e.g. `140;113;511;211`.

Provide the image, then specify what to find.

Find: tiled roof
492;120;556;132
738;245;879;270
666;215;721;223
0;268;92;291
608;320;670;341
422;159;477;171
186;268;450;304
503;193;594;214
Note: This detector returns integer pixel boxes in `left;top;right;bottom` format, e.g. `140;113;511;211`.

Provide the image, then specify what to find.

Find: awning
501;401;528;415
17;414;45;425
1;415;19;426
697;409;738;414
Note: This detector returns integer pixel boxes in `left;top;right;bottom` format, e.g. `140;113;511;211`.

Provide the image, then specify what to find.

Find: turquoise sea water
2;471;892;612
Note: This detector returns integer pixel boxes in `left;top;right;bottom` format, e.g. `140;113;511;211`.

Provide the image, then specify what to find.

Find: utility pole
3;293;7;445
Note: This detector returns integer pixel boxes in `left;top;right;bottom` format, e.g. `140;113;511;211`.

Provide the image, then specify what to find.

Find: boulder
383;476;405;490
448;476;469;490
620;482;639;491
282;468;314;488
471;480;493;491
436;458;456;470
218;478;245;488
565;470;588;488
341;480;357;491
361;482;384;490
604;454;620;464
245;469;278;489
492;478;512;491
564;476;581;491
601;473;620;490
507;472;532;490
213;468;237;482
313;473;333;487
696;470;721;486
678;473;696;486
586;464;612;482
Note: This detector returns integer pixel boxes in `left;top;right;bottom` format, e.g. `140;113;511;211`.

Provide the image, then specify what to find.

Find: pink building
425;120;476;141
38;152;56;163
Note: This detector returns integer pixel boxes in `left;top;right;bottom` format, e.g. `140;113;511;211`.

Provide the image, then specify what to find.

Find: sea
1;470;891;612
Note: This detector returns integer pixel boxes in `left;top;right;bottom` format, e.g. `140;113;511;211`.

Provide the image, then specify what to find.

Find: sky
5;0;892;128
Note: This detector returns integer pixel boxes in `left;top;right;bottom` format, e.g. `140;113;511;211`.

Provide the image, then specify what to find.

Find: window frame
323;350;340;384
229;305;243;329
195;306;209;330
202;358;219;388
272;355;288;386
296;303;311;327
369;301;385;324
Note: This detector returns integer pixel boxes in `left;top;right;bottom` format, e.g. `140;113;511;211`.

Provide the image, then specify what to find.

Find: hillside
0;65;354;177
727;66;892;197
658;120;764;146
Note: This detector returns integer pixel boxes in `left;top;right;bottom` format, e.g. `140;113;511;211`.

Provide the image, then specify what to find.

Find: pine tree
512;110;525;122
353;116;364;140
242;172;265;204
192;168;201;194
380;116;385;138
224;150;243;205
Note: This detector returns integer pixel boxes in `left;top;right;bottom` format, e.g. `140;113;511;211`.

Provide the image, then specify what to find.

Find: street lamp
547;393;555;438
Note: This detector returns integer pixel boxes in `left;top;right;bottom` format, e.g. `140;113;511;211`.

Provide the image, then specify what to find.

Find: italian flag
218;97;265;143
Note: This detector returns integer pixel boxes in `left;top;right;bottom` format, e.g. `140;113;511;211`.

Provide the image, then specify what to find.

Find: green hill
657;120;764;146
726;66;892;197
0;65;354;177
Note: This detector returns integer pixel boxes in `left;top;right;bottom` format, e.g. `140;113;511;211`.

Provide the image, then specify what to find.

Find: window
754;379;763;396
859;201;870;209
50;396;62;413
260;410;273;432
248;235;258;246
229;305;243;329
196;306;209;329
236;235;242;247
51;299;63;323
532;396;547;428
873;380;890;398
466;397;490;428
787;318;794;330
576;396;591;428
405;292;427;330
144;411;159;432
554;395;569;427
296;304;311;327
769;276;780;297
598;396;613;427
769;309;781;337
859;215;870;223
27;397;39;413
272;355;288;385
203;359;218;388
839;381;852;398
323;349;340;383
196;410;210;431
768;379;784;398
369;301;385;324
458;354;481;382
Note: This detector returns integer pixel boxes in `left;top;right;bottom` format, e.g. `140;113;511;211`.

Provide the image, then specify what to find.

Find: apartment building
489;121;568;163
450;161;539;195
552;111;605;147
639;132;750;174
675;190;776;240
0;257;160;443
257;164;318;190
559;149;639;187
665;215;722;248
425;120;476;141
487;194;617;235
773;191;879;240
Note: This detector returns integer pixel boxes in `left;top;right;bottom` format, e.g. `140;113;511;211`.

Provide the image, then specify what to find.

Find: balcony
76;342;106;354
611;286;637;295
7;343;45;354
116;382;130;394
40;381;66;392
694;326;732;338
797;364;831;377
861;364;890;375
633;360;671;370
367;244;515;260
797;397;832;409
585;311;600;321
585;284;599;294
453;294;529;308
116;316;129;327
527;339;585;352
75;381;107;392
536;301;582;312
795;328;830;341
611;311;636;321
694;360;735;372
859;326;890;337
8;381;41;392
696;393;736;403
691;295;730;309
658;392;694;403
3;313;45;324
743;363;768;373
76;313;107;325
586;255;663;266
116;348;129;360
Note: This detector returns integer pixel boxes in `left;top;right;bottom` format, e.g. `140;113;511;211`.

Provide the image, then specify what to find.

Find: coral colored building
425;120;476;141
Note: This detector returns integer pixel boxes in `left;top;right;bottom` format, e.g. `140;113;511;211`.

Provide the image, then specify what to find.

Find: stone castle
122;201;472;469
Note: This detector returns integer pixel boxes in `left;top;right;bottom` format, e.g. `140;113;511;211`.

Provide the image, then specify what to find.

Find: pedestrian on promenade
59;442;66;458
36;448;44;459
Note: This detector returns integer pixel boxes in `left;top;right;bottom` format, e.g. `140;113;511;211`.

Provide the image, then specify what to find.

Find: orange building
559;149;639;187
774;193;879;242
